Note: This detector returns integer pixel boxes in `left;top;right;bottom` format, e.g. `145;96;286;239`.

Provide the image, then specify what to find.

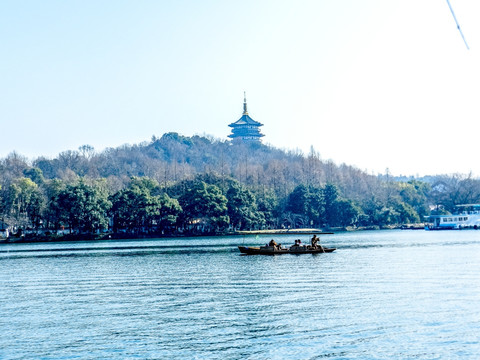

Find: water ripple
1;230;480;359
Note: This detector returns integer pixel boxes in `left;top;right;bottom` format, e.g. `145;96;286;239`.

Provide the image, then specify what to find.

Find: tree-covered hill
2;133;480;237
25;132;383;200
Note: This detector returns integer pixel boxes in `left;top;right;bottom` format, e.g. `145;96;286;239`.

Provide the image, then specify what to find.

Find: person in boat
291;239;301;249
311;235;319;248
269;239;281;250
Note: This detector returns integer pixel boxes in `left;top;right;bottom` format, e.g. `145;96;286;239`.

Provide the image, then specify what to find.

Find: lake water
1;230;479;359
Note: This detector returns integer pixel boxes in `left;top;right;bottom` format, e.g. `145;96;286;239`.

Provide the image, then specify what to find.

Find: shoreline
0;224;427;244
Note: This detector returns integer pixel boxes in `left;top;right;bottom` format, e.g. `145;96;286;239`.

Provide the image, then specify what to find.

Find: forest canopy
1;133;480;237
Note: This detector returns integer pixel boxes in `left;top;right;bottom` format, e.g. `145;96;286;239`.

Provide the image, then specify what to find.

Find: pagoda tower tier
228;93;264;142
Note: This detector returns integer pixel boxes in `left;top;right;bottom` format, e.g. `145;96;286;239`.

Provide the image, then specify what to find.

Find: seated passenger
269;239;278;249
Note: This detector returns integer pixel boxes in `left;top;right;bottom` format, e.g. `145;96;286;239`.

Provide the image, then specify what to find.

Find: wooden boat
238;245;336;255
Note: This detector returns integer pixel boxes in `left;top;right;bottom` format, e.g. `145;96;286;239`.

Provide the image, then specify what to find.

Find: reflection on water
1;230;480;359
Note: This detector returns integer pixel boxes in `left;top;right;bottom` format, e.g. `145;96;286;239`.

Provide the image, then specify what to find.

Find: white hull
428;205;480;230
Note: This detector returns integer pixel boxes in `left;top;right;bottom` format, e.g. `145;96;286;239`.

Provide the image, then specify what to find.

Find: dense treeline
2;133;480;237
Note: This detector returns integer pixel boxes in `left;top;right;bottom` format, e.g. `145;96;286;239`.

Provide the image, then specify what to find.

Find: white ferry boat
427;204;480;230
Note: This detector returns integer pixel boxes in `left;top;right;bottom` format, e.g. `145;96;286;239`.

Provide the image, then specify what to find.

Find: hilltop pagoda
228;93;264;143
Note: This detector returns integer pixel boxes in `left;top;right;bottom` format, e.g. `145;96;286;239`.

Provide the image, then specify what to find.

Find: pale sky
1;0;479;177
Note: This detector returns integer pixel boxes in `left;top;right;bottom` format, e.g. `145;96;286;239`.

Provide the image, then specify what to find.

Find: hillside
1;133;480;236
25;132;378;199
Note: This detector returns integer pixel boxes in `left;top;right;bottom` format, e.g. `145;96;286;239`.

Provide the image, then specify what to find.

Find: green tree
361;194;419;227
286;185;309;214
54;180;111;233
399;180;430;221
154;193;182;231
395;200;420;223
255;188;280;229
110;177;182;233
43;179;67;230
284;183;361;228
4;178;45;230
359;197;381;226
110;187;146;232
226;182;264;230
285;185;322;227
178;181;229;232
329;198;362;227
306;186;325;226
23;168;45;186
323;183;340;226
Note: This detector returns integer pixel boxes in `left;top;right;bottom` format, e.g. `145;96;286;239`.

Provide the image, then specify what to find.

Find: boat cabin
428;204;480;230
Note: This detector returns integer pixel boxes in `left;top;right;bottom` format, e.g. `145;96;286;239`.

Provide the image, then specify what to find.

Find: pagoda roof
229;114;263;127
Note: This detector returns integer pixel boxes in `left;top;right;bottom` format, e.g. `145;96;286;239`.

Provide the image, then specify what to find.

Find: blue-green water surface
1;230;479;359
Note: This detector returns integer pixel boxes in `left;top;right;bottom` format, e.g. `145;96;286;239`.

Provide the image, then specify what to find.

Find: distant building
228;93;264;143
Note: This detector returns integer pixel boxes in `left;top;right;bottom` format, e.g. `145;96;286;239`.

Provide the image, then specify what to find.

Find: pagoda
228;93;264;142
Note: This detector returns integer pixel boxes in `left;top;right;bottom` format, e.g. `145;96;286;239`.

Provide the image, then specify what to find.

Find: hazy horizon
2;0;479;177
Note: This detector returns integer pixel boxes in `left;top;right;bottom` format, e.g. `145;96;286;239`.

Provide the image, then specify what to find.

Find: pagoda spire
228;93;264;142
243;91;248;115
